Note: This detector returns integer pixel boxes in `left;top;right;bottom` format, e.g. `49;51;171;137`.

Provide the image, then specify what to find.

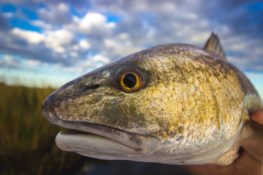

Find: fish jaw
54;122;243;165
55;130;158;161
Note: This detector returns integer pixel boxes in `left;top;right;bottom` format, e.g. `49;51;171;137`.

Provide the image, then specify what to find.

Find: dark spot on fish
82;84;100;90
129;135;142;145
211;131;217;137
164;140;173;144
178;126;184;133
168;131;177;137
176;136;184;141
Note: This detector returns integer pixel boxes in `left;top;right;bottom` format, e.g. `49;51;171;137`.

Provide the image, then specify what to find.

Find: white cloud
158;2;177;13
74;12;116;34
70;51;78;58
92;54;110;63
11;28;44;44
54;54;111;74
229;43;247;51
32;20;52;30
45;29;73;46
0;55;20;68
79;39;90;49
57;3;69;13
26;59;40;67
44;29;74;53
102;33;142;58
38;2;71;25
78;54;111;72
103;38;139;56
189;31;211;43
11;27;75;54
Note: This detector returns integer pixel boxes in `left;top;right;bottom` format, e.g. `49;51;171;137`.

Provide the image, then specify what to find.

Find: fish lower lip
59;129;121;144
55;129;140;158
56;127;143;152
57;129;121;145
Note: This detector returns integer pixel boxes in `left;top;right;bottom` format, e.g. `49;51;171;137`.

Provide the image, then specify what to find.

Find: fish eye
118;71;144;93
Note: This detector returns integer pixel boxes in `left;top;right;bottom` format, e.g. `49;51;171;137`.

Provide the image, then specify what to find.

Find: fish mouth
54;119;154;151
42;87;158;158
50;116;159;159
42;90;158;152
42;100;158;155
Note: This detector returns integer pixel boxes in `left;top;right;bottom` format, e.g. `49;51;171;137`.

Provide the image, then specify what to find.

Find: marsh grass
0;82;86;175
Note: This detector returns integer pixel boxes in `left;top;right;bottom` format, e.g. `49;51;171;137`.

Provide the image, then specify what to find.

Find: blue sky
0;0;262;97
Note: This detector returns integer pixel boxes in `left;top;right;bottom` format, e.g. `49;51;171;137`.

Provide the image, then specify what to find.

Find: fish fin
204;32;227;61
241;121;263;163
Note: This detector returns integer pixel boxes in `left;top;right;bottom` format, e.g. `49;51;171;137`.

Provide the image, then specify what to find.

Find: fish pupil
123;73;136;88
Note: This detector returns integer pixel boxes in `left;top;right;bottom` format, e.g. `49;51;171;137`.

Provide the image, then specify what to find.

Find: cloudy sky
0;0;262;96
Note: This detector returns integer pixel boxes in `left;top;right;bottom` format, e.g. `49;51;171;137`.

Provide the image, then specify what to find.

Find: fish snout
41;75;102;123
42;89;61;124
41;78;79;123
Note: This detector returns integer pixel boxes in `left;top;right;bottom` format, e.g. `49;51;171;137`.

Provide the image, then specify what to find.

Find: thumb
251;111;263;125
241;112;263;163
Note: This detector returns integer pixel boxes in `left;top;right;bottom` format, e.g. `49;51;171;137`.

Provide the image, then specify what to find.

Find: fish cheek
98;96;148;130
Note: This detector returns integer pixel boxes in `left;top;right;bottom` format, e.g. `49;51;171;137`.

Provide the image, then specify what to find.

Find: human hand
185;111;263;175
251;111;263;125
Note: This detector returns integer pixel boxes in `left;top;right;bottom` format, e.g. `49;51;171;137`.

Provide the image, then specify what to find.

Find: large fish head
42;39;246;165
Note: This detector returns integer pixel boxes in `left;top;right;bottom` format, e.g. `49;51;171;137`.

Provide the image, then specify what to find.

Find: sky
0;0;262;97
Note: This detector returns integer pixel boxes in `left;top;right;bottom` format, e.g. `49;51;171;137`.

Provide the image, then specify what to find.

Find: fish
42;33;263;166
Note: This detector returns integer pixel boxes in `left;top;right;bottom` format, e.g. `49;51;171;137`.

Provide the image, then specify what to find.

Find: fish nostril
83;84;100;90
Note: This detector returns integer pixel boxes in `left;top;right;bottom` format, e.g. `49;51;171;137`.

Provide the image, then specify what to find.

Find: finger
251;111;263;125
230;151;262;175
185;152;262;175
184;164;223;175
241;119;263;163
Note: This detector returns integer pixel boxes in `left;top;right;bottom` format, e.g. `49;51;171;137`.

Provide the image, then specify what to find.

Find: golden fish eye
119;72;144;93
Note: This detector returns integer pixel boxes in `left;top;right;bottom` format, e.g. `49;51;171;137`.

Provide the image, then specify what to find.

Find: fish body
42;33;262;165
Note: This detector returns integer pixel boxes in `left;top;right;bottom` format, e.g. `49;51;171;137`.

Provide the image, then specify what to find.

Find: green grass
0;82;87;175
